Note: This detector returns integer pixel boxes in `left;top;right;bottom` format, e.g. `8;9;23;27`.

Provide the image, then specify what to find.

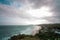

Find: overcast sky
0;0;60;25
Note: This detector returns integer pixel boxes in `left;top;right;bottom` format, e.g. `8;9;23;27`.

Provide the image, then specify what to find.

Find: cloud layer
0;0;60;25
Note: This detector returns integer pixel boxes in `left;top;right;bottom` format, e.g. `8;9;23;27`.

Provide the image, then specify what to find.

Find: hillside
8;34;40;40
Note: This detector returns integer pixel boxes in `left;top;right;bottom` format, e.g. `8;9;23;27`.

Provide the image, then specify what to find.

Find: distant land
8;23;60;40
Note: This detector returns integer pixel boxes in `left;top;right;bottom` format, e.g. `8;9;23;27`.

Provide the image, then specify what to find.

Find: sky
0;0;60;25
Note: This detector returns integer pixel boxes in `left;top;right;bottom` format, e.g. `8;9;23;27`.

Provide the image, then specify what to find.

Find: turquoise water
0;25;34;40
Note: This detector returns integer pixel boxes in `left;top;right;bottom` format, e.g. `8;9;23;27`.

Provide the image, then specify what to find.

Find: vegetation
8;34;40;40
8;24;60;40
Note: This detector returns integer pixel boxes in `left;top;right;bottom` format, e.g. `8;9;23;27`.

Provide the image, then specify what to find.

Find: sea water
0;25;34;40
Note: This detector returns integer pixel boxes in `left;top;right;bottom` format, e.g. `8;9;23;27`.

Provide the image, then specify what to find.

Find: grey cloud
43;16;60;23
0;4;32;19
48;0;60;23
29;0;60;23
51;0;60;16
12;0;54;8
28;0;54;8
12;0;27;4
0;4;39;25
0;0;60;25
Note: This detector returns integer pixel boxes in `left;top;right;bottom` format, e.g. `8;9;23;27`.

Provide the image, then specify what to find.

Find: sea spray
32;25;42;35
20;25;42;35
20;25;34;35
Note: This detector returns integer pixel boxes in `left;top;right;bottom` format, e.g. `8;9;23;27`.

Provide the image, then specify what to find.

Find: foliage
8;34;40;40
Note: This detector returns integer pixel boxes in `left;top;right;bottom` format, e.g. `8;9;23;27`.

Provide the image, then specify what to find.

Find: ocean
1;25;60;40
0;25;34;40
